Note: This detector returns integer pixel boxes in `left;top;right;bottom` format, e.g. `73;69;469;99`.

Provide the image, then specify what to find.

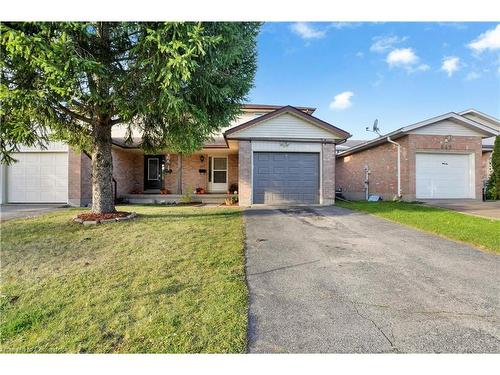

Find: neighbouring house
336;109;499;201
0;105;351;206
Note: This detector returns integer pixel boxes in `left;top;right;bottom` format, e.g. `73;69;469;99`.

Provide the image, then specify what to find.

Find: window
213;171;226;183
213;157;227;170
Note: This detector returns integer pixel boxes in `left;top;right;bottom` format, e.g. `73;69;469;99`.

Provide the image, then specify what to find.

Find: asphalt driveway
422;199;500;220
244;206;500;353
0;204;66;222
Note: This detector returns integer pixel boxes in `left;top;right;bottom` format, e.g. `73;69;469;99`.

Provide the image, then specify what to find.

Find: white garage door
416;153;474;199
7;152;68;203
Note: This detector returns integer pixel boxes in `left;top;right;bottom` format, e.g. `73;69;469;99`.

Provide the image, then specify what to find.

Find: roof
459;109;500;129
482;136;497;151
224;105;351;141
241;104;316;114
336;139;367;150
338;111;499;157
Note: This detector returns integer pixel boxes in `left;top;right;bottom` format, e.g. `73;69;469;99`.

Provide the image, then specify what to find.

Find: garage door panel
416;153;474;199
253;152;319;205
7;152;68;203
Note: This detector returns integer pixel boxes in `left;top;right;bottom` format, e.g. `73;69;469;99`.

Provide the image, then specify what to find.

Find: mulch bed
76;211;131;221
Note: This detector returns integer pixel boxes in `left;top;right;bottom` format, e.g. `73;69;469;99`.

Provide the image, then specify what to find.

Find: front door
144;155;164;190
208;156;228;192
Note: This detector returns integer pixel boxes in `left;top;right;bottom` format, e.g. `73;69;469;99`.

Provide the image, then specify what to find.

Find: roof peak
242;104;316;114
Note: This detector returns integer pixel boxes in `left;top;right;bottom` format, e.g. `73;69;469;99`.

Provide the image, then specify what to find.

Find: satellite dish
366;119;382;136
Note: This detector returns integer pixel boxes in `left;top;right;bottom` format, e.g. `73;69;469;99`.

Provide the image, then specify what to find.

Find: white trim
459;109;500;128
252;141;322;152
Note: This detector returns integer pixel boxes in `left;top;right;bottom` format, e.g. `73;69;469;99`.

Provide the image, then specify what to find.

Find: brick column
238;141;252;206
322;143;336;205
68;148;92;207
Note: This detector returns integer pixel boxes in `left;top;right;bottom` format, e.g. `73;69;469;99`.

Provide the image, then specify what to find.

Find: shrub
181;186;193;203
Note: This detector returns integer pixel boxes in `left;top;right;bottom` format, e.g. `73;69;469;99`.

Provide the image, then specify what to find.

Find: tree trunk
91;123;115;213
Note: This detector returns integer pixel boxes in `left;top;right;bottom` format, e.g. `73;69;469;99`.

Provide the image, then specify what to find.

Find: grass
336;201;500;253
0;205;247;353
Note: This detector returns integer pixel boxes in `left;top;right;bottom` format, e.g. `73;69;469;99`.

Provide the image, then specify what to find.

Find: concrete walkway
422;199;500;220
244;206;500;353
0;204;66;222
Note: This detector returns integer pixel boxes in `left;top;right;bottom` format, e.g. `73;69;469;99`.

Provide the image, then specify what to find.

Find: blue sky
247;22;500;139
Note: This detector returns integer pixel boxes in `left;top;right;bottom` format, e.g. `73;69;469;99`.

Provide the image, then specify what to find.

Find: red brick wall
68;148;92;206
228;153;239;190
181;154;209;193
336;140;401;200
336;134;483;201
112;148;142;197
482;151;493;182
238;141;252;206
71;147;238;202
322;143;336;204
163;153;179;194
162;153;238;194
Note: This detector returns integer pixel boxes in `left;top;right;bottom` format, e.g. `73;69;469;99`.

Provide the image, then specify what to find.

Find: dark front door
144;155;164;190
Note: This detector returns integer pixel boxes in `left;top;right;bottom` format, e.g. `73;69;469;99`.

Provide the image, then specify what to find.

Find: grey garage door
253;152;320;204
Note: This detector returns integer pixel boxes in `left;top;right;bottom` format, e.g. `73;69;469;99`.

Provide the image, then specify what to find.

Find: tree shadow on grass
137;210;242;221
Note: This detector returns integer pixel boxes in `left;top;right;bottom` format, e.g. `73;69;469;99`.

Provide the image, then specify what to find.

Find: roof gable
408;118;490;137
459;109;500;130
225;106;350;141
338;112;498;157
401;112;498;137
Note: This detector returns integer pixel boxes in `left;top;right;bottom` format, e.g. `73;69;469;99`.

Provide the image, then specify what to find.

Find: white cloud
329;22;361;30
441;56;460;77
465;71;481;81
356;51;364;58
290;22;326;39
438;22;468;30
468;24;500;53
370;35;408;53
386;48;419;67
417;64;430;71
329;91;354;110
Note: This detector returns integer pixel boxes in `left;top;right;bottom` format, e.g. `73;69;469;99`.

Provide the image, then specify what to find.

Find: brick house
336;109;499;201
1;106;497;206
0;105;350;206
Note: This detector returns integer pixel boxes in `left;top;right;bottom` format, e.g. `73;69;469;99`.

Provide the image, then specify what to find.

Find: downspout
386;137;402;199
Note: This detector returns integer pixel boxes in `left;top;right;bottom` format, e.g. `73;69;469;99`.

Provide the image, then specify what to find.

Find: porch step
122;194;227;205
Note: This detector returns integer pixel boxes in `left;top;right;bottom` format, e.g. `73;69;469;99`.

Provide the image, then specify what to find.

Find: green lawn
336;201;500;253
0;205;247;353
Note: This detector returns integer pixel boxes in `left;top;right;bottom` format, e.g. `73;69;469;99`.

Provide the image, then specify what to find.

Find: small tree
487;135;500;200
1;22;259;213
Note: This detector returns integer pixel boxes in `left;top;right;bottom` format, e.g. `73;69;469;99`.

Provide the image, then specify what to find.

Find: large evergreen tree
1;22;260;213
